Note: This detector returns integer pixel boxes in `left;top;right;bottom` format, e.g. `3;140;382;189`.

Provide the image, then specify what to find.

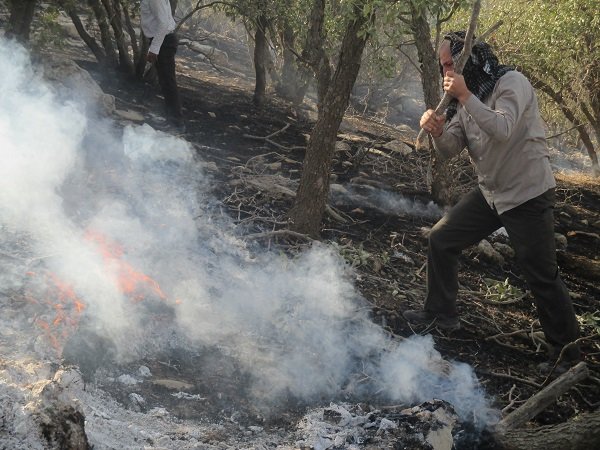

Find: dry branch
243;229;313;241
415;0;481;148
496;362;589;431
244;123;306;151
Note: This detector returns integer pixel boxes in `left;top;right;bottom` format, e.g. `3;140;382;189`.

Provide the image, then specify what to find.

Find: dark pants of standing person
155;33;183;124
425;187;580;360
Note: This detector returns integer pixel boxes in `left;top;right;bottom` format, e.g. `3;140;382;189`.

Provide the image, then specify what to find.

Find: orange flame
27;271;86;354
85;230;167;302
30;230;174;354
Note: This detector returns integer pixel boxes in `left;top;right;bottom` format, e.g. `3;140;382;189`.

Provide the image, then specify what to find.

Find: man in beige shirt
404;31;580;372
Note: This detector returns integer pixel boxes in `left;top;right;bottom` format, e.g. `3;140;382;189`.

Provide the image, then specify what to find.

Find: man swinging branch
403;31;581;373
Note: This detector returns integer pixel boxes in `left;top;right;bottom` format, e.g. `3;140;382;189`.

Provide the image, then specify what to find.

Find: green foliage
449;0;600;145
481;277;524;303
579;311;600;335
331;241;390;270
31;5;66;51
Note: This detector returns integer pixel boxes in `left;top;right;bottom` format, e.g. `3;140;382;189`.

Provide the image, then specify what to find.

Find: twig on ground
243;123;306;151
243;229;313;241
477;368;542;389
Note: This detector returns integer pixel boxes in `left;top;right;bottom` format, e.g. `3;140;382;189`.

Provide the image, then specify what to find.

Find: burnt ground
65;40;599;434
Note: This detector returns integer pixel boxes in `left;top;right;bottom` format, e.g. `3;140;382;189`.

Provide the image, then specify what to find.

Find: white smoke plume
332;184;443;219
0;38;497;426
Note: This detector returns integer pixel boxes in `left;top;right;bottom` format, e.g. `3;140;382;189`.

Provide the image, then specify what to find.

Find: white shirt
141;0;177;55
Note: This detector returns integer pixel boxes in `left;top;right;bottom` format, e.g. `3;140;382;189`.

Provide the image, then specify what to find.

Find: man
141;0;185;133
403;31;581;371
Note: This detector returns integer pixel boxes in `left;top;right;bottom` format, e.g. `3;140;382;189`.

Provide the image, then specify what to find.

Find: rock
113;109;145;122
40;55;115;115
330;183;349;196
493;242;515;259
477;239;505;265
138;366;152;378
29;381;90;450
128;393;146;412
182;40;229;66
335;141;352;153
201;161;218;172
382;139;413;155
555;233;568;250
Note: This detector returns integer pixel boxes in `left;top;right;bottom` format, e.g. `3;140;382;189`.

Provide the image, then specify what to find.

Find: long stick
415;0;481;148
496;362;589;431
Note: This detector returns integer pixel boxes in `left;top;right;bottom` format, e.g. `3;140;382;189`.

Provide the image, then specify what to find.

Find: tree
477;0;600;176
288;0;374;237
54;0;159;76
252;1;269;105
403;0;467;205
369;0;470;205
5;0;38;41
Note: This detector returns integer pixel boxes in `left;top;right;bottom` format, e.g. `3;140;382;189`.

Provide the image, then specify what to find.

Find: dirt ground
77;40;600;433
0;18;580;444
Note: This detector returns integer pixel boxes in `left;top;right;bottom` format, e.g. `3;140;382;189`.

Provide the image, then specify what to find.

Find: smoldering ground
0;37;497;434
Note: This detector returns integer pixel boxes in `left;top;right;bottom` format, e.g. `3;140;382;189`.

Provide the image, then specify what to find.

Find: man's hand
420;109;446;137
146;52;158;63
443;71;471;104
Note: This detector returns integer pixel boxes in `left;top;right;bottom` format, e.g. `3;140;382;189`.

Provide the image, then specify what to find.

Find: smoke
332;184;443;219
0;38;496;426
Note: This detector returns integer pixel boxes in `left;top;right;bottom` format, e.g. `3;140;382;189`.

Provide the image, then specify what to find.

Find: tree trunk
6;0;37;42
288;3;372;237
253;13;269;106
301;0;330;110
170;0;178;15
119;0;142;70
410;1;455;205
64;7;107;64
87;0;118;68
100;0;134;74
493;410;600;450
275;14;307;105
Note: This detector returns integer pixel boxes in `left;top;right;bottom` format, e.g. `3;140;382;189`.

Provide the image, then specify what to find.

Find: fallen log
497;362;589;431
493;410;600;450
493;362;597;450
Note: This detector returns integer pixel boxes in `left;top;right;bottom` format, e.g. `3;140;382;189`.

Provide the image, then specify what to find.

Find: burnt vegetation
87;36;600;430
1;1;599;448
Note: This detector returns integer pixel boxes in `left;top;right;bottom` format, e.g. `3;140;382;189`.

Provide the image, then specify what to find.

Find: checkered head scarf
443;31;513;122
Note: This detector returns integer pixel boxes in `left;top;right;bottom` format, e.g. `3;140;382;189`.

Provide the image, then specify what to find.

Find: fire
27;270;86;354
29;230;173;355
84;230;167;302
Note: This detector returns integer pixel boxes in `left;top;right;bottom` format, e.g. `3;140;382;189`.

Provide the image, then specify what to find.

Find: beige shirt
432;71;555;214
141;0;176;55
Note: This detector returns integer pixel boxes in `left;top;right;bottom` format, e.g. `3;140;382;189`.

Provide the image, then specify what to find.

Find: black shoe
402;309;460;331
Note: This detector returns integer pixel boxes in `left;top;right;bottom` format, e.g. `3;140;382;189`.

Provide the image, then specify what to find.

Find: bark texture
253;13;269;106
289;3;372;236
6;0;37;41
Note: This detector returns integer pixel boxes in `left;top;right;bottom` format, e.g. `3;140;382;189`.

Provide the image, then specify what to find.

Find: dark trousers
156;33;182;121
425;188;580;359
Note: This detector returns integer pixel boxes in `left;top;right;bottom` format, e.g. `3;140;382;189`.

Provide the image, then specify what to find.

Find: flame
27;270;86;353
29;230;173;354
85;230;167;302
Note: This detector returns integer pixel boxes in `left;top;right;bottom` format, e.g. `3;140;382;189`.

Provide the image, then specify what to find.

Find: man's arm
461;72;532;142
420;109;466;160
